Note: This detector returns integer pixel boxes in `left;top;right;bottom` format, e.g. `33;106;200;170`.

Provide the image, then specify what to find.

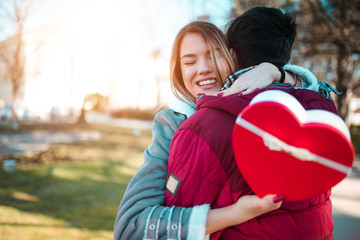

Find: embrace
114;6;336;240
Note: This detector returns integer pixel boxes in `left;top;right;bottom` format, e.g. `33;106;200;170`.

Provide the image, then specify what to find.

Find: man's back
165;83;336;239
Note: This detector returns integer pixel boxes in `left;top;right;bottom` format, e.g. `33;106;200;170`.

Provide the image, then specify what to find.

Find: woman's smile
197;78;217;87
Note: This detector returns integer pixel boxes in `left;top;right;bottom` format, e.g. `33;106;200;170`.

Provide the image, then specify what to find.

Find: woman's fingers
219;63;279;97
237;194;283;213
221;84;246;97
220;84;257;97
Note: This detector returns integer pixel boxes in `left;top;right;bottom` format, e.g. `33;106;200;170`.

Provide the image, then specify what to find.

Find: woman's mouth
198;79;216;86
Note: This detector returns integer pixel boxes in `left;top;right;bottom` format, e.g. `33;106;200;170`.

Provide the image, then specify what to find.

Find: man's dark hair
225;6;296;69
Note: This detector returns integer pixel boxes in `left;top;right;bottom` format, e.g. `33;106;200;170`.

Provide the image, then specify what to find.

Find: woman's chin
195;86;221;96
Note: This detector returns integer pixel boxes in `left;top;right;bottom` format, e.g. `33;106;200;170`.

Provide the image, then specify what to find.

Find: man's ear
230;48;239;69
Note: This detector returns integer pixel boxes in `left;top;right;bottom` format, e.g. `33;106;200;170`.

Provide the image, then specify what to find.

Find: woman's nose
198;58;213;74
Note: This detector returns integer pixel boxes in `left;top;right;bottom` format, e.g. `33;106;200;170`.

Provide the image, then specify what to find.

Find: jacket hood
195;83;305;117
195;91;259;117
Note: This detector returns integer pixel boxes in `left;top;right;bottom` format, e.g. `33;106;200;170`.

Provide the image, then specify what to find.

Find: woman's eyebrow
180;54;196;59
181;51;211;59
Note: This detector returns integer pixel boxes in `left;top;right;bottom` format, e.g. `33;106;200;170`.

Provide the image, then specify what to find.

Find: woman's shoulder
153;108;187;132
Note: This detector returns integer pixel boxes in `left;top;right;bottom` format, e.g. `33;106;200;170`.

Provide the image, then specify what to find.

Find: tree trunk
77;107;86;124
156;75;161;109
335;44;350;123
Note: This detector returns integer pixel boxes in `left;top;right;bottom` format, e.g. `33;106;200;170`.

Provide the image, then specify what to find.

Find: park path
0;130;101;156
331;155;360;240
0;112;151;157
86;112;153;130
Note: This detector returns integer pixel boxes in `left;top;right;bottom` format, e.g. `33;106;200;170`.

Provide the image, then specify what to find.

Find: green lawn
0;123;152;240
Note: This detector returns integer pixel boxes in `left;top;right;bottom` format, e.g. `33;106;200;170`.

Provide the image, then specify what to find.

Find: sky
0;0;234;114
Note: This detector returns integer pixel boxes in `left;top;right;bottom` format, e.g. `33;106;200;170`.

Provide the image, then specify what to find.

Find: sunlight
21;0;181;113
0;206;112;240
1;0;234;117
11;191;39;202
332;177;360;218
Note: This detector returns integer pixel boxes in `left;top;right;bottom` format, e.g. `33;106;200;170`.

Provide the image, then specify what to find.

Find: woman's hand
217;62;297;97
206;194;283;235
228;194;283;224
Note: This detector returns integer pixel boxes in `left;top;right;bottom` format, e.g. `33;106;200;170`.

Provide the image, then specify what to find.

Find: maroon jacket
165;84;336;240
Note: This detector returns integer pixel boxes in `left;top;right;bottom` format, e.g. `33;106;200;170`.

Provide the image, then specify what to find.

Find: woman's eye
215;52;223;59
208;54;222;60
216;53;223;59
214;49;223;59
183;61;195;65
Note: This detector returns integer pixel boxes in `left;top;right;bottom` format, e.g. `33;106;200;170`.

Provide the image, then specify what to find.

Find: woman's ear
230;48;239;69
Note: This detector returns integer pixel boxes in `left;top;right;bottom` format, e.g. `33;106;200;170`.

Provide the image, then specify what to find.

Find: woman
114;21;321;240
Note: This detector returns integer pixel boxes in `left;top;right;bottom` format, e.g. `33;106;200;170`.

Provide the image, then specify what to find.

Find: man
165;7;335;239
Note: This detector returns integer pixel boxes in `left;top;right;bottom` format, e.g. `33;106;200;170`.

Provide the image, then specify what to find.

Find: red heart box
233;90;354;201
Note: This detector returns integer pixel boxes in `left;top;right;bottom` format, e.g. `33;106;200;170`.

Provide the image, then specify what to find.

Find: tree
0;0;34;126
232;0;360;123
151;48;163;109
296;0;360;124
231;0;291;17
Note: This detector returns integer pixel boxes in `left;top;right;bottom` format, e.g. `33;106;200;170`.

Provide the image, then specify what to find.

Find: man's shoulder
285;88;337;113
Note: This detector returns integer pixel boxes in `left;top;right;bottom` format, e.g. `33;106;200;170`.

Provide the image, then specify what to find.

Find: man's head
226;6;296;70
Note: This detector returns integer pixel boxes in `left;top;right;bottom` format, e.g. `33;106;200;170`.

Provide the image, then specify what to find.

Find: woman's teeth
198;79;216;86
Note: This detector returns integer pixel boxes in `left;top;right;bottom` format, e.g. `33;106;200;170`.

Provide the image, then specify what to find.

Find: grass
0;123;152;240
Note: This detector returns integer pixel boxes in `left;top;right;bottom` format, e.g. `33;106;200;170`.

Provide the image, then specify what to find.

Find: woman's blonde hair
170;21;235;103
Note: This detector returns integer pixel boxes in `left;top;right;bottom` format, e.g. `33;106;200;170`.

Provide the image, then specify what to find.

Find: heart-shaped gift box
232;90;354;201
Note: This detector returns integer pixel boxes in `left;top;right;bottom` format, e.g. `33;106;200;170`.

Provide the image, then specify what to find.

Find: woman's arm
206;194;282;235
114;109;211;240
114;109;188;239
219;63;292;96
220;63;324;97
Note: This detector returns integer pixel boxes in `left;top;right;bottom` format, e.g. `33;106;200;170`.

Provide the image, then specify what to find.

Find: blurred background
0;0;359;126
0;0;359;239
0;0;234;125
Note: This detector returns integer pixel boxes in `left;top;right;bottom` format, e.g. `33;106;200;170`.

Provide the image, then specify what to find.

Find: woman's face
180;33;231;98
